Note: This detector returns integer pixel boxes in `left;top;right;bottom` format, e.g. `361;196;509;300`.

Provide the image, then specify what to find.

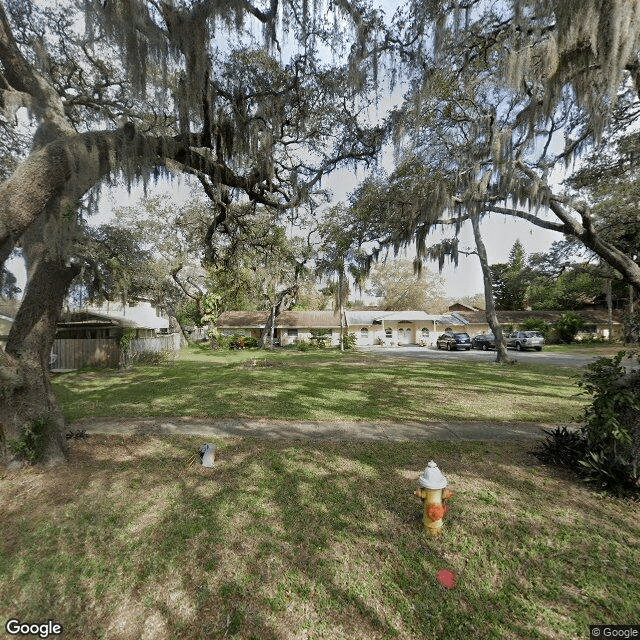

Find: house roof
59;301;169;330
216;311;269;328
345;310;468;326
456;309;622;325
449;302;481;312
216;310;342;329
276;311;342;328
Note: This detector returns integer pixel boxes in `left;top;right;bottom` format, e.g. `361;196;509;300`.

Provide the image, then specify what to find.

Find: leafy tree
344;1;640;311
316;206;366;350
364;258;445;311
0;266;20;299
490;240;529;311
0;0;387;464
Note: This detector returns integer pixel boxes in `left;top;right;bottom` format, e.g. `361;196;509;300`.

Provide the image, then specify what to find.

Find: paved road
359;345;604;367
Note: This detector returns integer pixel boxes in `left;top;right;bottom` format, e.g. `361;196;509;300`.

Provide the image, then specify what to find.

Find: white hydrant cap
419;460;447;489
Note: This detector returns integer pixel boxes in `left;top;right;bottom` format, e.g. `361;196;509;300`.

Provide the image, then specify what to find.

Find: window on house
288;328;298;337
360;327;368;336
421;328;429;337
385;328;392;338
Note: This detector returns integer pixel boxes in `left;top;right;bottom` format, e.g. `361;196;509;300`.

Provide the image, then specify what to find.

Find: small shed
52;302;174;370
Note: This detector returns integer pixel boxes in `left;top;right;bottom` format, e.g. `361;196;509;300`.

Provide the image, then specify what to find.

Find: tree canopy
3;0;640;464
342;0;640;293
0;0;395;463
364;258;446;311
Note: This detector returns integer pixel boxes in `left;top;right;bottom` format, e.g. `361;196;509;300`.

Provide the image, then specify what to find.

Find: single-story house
216;309;468;347
344;310;468;346
217;307;626;346
57;301;170;339
216;310;345;346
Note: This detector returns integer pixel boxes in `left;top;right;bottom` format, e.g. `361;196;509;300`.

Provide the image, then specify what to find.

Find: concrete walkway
69;416;571;442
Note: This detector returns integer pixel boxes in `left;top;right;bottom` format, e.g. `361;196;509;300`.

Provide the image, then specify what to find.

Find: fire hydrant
414;460;452;534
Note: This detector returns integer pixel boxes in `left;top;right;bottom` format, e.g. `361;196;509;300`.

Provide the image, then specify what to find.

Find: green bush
242;337;259;348
342;333;357;350
310;329;331;348
131;349;173;365
533;351;640;497
296;340;312;352
210;333;250;350
7;416;53;464
522;317;551;338
229;335;245;349
554;312;586;343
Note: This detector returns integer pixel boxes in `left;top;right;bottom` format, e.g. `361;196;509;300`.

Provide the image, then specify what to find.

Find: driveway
359;345;611;368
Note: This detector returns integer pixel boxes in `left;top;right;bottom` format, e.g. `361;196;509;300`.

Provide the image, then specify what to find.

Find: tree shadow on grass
1;436;637;639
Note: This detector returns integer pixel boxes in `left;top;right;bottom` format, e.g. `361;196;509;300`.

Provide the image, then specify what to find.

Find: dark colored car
506;330;544;351
471;333;496;351
436;332;471;350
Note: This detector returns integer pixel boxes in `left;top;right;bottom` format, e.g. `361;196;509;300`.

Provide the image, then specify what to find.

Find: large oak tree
0;0;387;465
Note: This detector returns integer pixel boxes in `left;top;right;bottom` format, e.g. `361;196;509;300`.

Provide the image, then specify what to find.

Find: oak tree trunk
471;214;510;363
1;258;79;465
1;212;80;466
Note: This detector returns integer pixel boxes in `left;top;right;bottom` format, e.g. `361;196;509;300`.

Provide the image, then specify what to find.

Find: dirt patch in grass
2;435;638;640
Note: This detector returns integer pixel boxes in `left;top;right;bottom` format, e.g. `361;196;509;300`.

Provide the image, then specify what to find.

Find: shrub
532;351;640;497
310;329;331;348
242;337;259;348
578;351;639;487
7;416;53;464
296;340;312;352
229;335;245;350
522;317;551;338
342;333;357;350
532;426;587;468
131;349;173;365
554;312;585;343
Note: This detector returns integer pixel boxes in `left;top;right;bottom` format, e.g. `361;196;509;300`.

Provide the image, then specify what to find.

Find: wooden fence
130;333;183;354
51;333;183;371
51;338;119;370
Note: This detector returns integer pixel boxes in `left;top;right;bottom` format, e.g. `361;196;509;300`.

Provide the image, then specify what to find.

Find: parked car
471;333;496;351
436;332;471;350
506;330;544;351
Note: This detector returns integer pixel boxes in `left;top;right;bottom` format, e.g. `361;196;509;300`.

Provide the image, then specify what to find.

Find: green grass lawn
52;344;588;424
1;435;637;640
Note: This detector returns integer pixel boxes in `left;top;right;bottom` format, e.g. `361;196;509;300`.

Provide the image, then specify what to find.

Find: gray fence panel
51;338;119;370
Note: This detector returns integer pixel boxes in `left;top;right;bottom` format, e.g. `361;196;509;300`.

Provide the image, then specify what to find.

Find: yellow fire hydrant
414;460;452;534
